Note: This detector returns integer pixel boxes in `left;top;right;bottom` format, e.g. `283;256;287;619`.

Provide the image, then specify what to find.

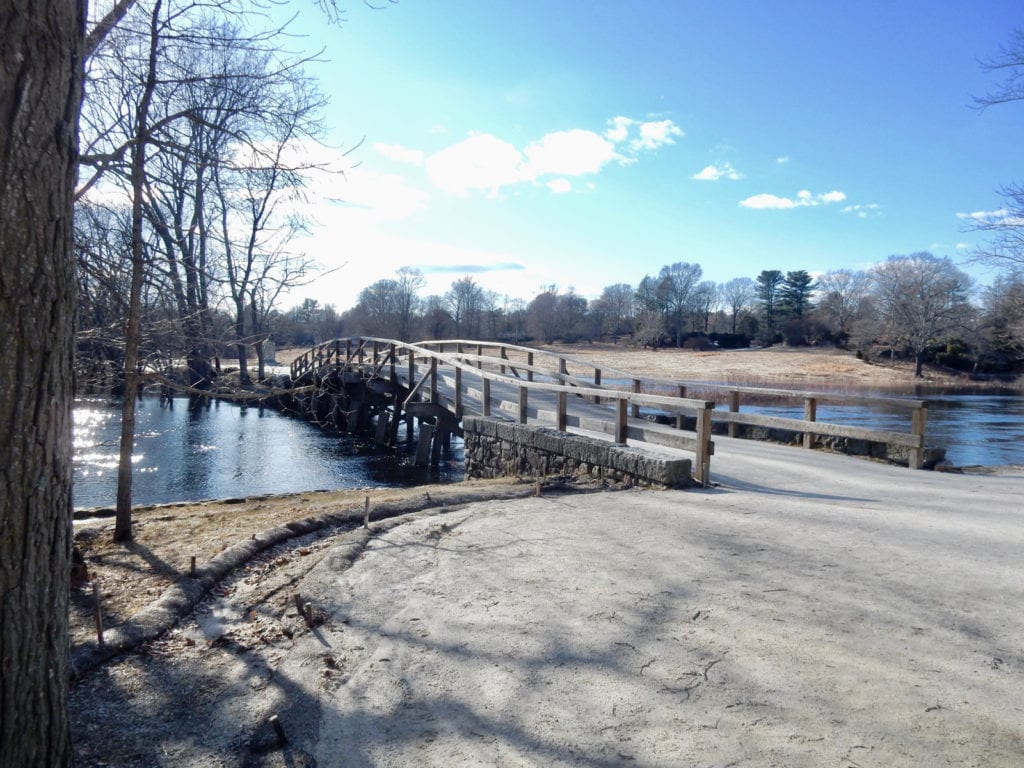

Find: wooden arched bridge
287;337;933;487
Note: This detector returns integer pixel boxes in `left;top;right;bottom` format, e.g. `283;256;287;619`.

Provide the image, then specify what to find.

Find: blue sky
275;0;1024;309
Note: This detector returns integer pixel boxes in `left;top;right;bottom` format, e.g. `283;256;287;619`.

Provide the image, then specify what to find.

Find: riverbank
69;440;1024;767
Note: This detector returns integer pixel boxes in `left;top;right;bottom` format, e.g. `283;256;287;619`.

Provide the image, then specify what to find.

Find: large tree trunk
0;1;83;765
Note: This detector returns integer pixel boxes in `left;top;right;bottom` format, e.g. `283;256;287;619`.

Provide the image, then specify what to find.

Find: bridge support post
803;397;817;449
615;398;628;444
415;422;435;466
695;404;713;487
908;404;928;469
375;412;390;445
676;385;687;430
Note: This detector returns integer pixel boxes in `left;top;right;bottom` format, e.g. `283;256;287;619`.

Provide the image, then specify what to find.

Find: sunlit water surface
73;396;463;509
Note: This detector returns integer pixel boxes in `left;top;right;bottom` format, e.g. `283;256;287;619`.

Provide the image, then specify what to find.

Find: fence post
429;357;438;403
482;377;491;416
477;344;484;368
728;390;740;438
407;352;416;400
527;352;534;381
557;390;567;431
615;398;628;444
594;368;602;404
695;403;713;487
803;397;817;449
909;403;929;469
518;385;528;424
500;347;508;375
676;384;687;430
454;365;463;417
631;379;641;418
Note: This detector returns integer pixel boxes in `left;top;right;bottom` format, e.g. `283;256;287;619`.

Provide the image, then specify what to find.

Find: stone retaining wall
463;416;692;488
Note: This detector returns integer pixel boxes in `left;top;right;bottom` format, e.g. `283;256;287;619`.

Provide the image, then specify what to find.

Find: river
73;396;463;510
73;387;1023;509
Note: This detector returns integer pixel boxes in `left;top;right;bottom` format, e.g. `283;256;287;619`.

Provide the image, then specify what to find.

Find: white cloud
424;133;524;197
776;155;790;164
630;119;684;151
740;193;798;210
522;129;619;178
546;178;572;194
605;116;634;142
692;162;745;181
374;142;425;165
740;189;847;210
414;115;681;198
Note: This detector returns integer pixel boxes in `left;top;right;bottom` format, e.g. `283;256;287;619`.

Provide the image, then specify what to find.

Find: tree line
271;254;1023;378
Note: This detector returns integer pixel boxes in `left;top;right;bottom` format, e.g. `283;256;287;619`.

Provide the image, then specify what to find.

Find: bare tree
870;253;975;376
817;269;871;343
967;28;1024;272
720;277;756;334
446;276;485;338
591;283;636;339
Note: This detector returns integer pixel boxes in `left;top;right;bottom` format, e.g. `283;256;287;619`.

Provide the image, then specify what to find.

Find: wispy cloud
691;162;744;181
420;262;525;274
841;203;882;218
547;178;572;194
375;142;425;165
776;155;790;164
740;189;847;210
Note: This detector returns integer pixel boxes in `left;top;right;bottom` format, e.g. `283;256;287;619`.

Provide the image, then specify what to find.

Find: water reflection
73;396;463;509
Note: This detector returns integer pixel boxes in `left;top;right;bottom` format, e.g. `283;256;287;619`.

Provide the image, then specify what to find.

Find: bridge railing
291;337;717;484
291;338;932;474
414;340;932;470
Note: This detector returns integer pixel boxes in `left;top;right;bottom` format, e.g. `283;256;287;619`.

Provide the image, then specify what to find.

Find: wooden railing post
454;365;463;417
631;379;641;419
429;357;438;403
518;385;528;425
407;352;415;400
500;347;508;375
675;384;687;430
594;368;602;404
909;404;929;469
615;398;628;444
389;344;397;383
803;397;817;449
482;378;491;416
477;344;484;368
527;352;534;381
557;390;567;431
728;390;740;438
695;403;713;487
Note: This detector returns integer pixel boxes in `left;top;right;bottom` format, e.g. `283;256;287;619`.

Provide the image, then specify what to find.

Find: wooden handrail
291;337;934;476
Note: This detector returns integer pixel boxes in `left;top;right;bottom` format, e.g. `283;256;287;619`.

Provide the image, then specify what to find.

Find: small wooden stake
92;581;105;647
363;495;370;529
189;555;196;578
269;714;288;746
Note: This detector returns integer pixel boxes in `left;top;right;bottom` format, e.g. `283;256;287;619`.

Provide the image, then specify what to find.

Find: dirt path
70;441;1024;767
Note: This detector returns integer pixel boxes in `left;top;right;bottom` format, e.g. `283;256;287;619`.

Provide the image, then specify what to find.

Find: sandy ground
539;342;957;389
70;438;1024;767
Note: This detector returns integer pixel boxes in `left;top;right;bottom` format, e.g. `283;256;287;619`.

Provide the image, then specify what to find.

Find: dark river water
73;396;463;509
73;387;1023;509
734;389;1024;468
